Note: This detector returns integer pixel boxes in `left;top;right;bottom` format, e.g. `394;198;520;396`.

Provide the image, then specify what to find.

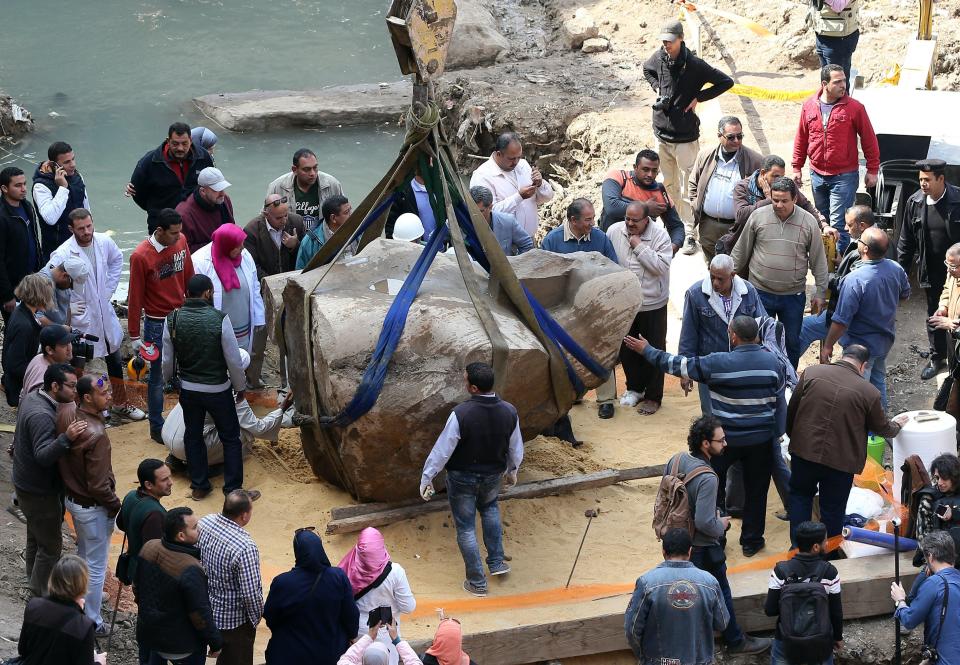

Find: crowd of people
4;2;960;663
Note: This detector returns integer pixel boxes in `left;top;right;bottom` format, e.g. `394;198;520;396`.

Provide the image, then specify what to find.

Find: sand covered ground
105;252;792;662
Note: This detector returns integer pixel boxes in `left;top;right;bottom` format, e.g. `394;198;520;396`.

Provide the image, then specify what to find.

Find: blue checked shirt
198;513;264;630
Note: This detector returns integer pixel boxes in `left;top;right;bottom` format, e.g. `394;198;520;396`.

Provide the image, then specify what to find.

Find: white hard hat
393;213;425;242
238;348;251;370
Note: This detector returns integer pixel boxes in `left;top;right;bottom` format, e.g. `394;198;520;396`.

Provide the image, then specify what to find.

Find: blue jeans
815;29;860;84
697;382;711;414
758;291;806;368
65;500;112;628
690;545;744;646
445;469;505;589
180;388;243;493
789;455;855;545
811;170;859;254
772;638;834;665
799;311;828;355
143;317;166;431
864;353;888;411
148;651;207;665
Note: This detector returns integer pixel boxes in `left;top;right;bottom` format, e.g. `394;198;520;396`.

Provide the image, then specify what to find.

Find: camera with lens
70;329;99;362
921;645;939;663
652;96;670;112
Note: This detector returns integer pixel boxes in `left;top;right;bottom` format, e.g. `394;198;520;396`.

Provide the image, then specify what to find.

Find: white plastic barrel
892;410;957;499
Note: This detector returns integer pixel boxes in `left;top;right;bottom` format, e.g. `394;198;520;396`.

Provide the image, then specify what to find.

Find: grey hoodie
669;452;727;548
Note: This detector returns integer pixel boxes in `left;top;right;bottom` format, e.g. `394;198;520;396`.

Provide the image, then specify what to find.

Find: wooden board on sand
326;465;665;534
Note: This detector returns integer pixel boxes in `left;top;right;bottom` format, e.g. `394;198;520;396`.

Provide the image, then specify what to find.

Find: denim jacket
625;561;729;665
678;276;766;357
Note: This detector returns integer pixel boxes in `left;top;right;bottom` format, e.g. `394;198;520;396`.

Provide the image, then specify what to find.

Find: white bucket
892;410;957;499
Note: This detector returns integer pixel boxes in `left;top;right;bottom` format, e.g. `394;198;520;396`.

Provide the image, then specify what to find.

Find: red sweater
127;235;194;339
792;92;880;177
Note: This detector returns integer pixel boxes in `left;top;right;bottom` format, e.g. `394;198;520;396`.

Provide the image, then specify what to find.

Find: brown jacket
733;173;822;228
243;212;305;280
57;407;120;516
786;361;901;475
938;276;960;369
689;144;762;223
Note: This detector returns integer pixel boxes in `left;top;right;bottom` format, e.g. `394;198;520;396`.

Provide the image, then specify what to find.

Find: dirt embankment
441;0;960;240
0;91;33;144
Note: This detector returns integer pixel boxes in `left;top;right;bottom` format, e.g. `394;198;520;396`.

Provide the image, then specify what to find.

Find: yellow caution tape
678;1;774;38
879;63;901;86
729;83;816;102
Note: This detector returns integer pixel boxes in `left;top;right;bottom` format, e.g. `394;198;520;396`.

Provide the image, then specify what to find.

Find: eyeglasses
945;260;960;270
265;196;288;209
295;526;316;534
95;374;109;388
722;133;744;141
709;437;727;444
61;381;78;389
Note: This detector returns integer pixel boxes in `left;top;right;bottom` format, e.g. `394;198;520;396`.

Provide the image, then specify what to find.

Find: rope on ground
0;142;37;167
191;101;239;134
729;83;815;102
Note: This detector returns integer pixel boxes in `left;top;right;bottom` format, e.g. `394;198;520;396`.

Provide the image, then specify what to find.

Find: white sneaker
619;390;642;407
113;404;146;421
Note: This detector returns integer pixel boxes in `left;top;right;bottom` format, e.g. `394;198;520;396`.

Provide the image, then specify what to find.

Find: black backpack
778;560;834;664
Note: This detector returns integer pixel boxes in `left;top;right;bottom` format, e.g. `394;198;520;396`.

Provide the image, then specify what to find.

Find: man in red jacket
792;64;879;253
128;208;194;442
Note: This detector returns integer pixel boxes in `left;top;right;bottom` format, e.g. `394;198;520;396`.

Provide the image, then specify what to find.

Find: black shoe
150;428;164;444
164;454;187;472
742;542;765;557
921;358;946;380
598;403;614;419
728;635;772;655
223;488;262;502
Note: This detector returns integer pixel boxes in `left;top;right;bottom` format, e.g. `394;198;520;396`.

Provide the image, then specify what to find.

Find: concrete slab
193;81;410;131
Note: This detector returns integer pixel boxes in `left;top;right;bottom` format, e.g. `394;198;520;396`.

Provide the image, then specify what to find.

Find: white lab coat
191;243;265;351
48;232;123;357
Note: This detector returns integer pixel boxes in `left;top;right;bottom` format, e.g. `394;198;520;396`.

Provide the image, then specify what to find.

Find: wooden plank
326;465;664;534
407;553;918;664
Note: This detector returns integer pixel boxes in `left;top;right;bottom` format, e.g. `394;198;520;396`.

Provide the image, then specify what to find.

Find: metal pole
566;509;599;589
894;518;902;665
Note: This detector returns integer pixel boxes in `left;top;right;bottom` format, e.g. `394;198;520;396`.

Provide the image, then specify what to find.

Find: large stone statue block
282;239;642;501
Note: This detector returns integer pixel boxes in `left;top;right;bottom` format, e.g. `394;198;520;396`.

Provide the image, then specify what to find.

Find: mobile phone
937;505;950;518
366;606;393;628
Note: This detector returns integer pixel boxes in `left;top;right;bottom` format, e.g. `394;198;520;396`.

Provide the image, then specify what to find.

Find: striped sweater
642;343;785;446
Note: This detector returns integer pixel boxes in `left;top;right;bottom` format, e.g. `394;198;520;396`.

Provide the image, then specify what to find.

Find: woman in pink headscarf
339;528;416;665
191;223;265;352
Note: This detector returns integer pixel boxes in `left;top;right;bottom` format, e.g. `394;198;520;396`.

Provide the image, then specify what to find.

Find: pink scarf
425;619;470;665
338;527;391;595
211;223;246;292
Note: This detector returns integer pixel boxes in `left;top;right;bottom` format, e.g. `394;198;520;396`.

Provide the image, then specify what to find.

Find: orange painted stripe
406;583;634;619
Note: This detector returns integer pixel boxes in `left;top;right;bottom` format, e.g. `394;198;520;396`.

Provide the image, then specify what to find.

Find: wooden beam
406;553;918;664
325;465;664;534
